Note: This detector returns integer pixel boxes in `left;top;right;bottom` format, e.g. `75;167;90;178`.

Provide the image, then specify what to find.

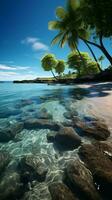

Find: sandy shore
78;82;112;131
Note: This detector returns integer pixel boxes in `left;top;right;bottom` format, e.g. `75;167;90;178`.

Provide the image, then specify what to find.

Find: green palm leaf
59;32;68;47
48;21;62;30
51;32;63;46
67;0;79;13
56;7;67;19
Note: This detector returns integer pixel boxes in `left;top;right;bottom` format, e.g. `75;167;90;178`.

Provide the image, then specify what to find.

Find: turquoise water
0;83;89;199
0;83;111;200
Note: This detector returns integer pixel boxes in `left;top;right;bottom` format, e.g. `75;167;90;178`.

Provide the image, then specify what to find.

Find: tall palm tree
48;0;102;71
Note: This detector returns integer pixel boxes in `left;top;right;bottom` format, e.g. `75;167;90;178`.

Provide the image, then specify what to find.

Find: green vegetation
41;51;99;80
40;0;112;82
49;0;112;68
80;0;112;65
41;54;58;79
55;60;65;77
41;54;66;80
48;0;88;68
67;51;99;77
48;0;101;71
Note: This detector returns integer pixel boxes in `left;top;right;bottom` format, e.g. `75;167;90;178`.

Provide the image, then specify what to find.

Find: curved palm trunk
83;40;102;72
51;70;58;81
99;34;112;65
82;37;112;65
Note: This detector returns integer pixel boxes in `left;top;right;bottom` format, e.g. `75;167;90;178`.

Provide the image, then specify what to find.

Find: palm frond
56;7;67;19
79;28;90;40
59;32;68;47
48;21;62;30
51;32;63;46
67;0;79;13
68;37;76;50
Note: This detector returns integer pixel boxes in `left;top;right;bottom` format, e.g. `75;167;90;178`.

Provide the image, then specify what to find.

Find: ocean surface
0;82;112;200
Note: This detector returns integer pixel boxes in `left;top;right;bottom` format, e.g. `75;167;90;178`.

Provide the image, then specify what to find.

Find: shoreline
13;68;112;84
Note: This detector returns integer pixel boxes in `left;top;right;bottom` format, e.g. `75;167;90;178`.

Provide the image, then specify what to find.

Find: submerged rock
10;122;24;134
0;172;23;200
63;112;73;119
73;117;110;140
15;99;33;108
63;110;78;120
22;182;51;200
79;142;112;198
49;182;78;200
47;131;57;143
0;109;21;118
19;155;48;183
0;151;10;175
0;122;24;142
24;118;60;130
55;127;81;150
65;159;101;200
35;108;53;120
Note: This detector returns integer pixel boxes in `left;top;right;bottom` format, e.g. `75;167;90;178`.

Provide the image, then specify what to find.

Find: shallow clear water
0;82;112;200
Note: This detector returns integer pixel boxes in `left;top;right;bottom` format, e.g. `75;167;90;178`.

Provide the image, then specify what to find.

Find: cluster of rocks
47;126;81;151
18;155;48;184
73;117;110;140
0;106;57;143
45;111;112;199
0;96;112;200
0;151;23;200
48;141;112;200
1;140;112;200
79;142;112;199
0;122;24;142
0;151;49;200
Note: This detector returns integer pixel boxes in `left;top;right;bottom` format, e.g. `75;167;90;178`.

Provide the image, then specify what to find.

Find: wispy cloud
22;37;49;51
12;65;31;70
22;37;37;44
0;71;37;81
0;64;31;71
0;63;37;81
0;64;16;70
0;71;18;76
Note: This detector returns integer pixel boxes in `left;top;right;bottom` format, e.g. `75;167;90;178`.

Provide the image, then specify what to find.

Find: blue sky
0;0;111;81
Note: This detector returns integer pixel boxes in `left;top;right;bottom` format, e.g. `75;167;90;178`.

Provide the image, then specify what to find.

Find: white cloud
0;72;37;81
12;65;31;70
22;36;49;51
0;71;18;76
0;64;31;71
0;64;37;81
32;42;48;51
25;37;38;44
0;64;16;70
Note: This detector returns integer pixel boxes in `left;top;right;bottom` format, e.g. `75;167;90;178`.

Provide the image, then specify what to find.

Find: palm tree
55;60;65;78
41;54;58;80
48;2;84;63
48;0;102;71
67;51;100;77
